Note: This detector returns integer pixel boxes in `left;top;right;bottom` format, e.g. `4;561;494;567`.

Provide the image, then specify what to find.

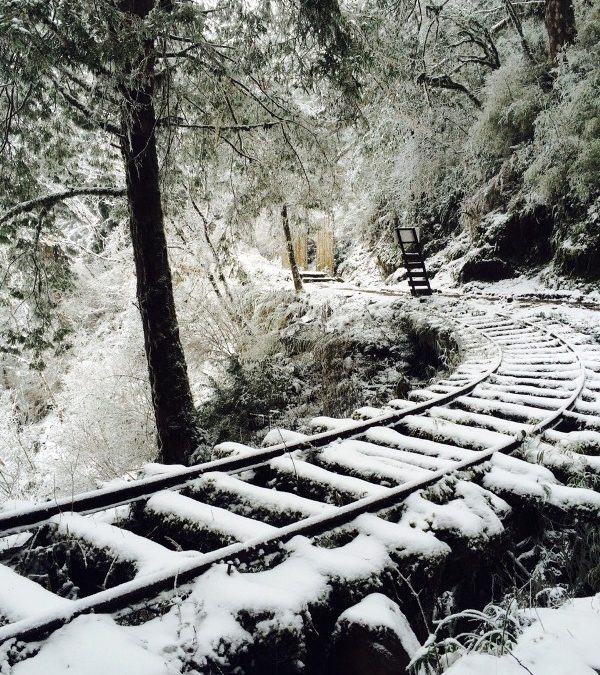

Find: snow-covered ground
2;245;600;674
445;595;600;675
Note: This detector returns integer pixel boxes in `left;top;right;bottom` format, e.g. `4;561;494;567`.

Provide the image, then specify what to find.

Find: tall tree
116;0;200;464
545;0;577;61
281;204;304;294
0;0;357;464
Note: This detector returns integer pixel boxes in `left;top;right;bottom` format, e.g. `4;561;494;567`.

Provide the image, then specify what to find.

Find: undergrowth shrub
192;297;459;460
525;4;600;208
468;36;549;181
410;600;526;673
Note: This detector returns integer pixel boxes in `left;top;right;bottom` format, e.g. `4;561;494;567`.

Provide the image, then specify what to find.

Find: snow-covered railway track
2;305;600;660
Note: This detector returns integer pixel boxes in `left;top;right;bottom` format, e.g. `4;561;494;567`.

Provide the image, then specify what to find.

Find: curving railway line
1;297;600;669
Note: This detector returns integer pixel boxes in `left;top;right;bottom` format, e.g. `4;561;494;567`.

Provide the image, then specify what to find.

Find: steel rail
0;314;586;646
0;316;501;538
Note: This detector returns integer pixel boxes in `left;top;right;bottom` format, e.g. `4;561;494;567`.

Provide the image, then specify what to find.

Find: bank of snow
444;594;600;675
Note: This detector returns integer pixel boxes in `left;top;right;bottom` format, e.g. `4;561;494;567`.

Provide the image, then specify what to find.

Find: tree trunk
545;0;576;62
118;0;200;464
282;204;303;294
503;0;534;62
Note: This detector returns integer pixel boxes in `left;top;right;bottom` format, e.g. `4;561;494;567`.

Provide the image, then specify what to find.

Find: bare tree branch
417;73;482;108
503;0;535;61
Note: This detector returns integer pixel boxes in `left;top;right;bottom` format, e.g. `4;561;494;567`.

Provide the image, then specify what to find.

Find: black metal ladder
394;226;432;296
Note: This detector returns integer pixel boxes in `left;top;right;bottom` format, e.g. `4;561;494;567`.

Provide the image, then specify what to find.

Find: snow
365;426;476;461
399;481;508;542
190;472;335;518
336;593;420;657
269;455;389;498
3;270;600;673
0;563;72;622
339;438;456;471
308;415;362;432
145;490;276;541
316;441;433;484
11;614;174;675
483;459;600;518
352;513;451;560
262;428;309;446
428;405;532;435
50;513;200;576
446;595;600;675
211;441;256;458
399;414;512;450
455;395;550;422
190;471;335;520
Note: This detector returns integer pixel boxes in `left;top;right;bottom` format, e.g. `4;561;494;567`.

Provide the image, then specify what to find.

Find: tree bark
282;204;303;294
118;0;200;464
545;0;576;62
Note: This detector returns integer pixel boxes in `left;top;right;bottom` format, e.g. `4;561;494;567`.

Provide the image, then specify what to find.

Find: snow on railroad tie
0;563;73;623
489;373;575;389
308;415;366;432
563;410;600;431
336;438;457;471
408;389;441;402
352;405;395;419
211;440;257;459
520;439;600;476
351;514;450;562
49;513;200;577
268;455;389;502
261;428;310;446
365;426;477;461
498;366;582;380
144;491;277;543
454;395;551;422
399;481;509;544
544;428;600;450
187;472;335;526
398;414;512;450
427;406;532;435
573;398;600;416
483;454;600;519
469;386;571;410
314;442;434;485
480;381;576;399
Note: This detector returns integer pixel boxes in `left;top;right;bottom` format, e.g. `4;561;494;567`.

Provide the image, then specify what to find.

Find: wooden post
282;204;303;293
294;236;308;270
316;229;335;275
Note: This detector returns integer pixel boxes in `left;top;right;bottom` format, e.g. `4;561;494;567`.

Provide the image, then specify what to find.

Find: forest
0;0;599;673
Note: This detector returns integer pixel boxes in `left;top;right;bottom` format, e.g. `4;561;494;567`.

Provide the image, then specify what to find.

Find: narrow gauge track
1;302;600;656
337;283;600;312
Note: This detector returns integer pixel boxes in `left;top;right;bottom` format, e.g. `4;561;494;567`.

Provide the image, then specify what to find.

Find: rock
480;205;553;264
328;593;420;675
459;249;514;282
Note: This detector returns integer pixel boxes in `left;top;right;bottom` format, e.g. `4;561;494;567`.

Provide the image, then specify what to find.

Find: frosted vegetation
1;1;600;673
0;0;598;499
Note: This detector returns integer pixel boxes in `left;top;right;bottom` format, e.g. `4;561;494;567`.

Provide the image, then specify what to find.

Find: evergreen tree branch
159;118;287;131
50;76;122;136
0;187;126;226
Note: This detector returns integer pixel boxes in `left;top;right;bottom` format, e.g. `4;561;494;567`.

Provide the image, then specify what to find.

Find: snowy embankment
444;595;600;675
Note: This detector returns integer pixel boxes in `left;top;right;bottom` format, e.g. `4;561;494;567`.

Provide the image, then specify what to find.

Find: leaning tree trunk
545;0;576;62
282;204;303;294
118;0;200;464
